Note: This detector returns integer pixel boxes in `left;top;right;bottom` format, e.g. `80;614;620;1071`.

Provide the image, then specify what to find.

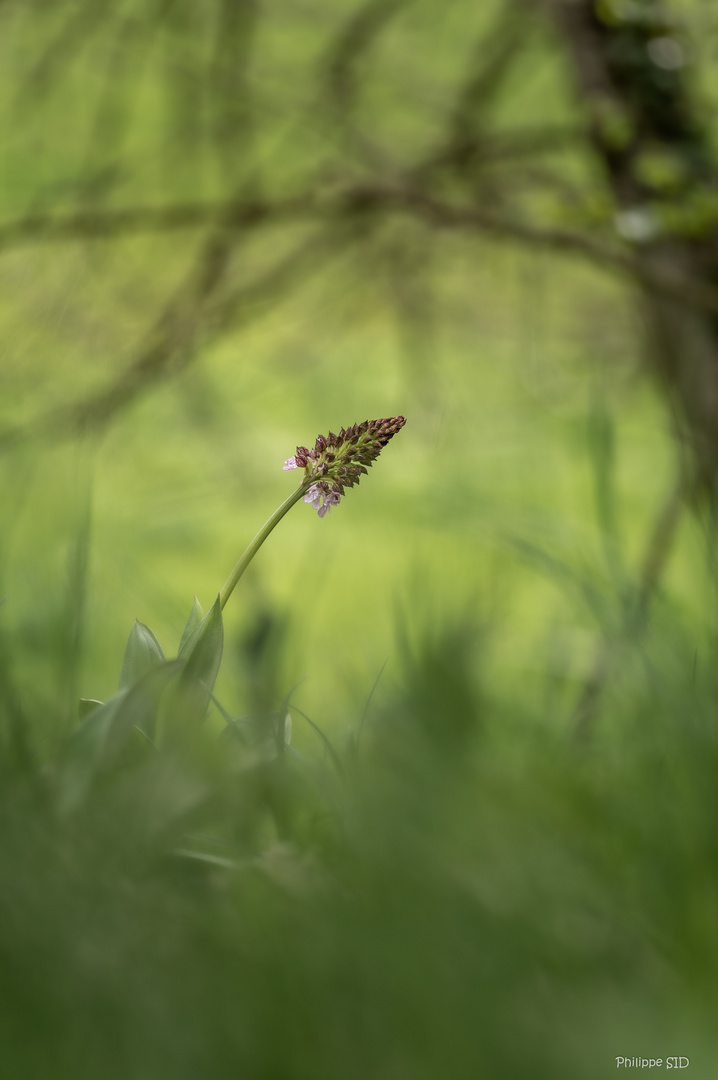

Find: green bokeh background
2;3;718;1077
2;241;682;740
0;0;697;740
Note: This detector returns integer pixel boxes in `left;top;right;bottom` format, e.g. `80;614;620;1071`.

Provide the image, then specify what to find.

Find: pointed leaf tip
176;595;224;721
118;621;166;692
178;596;205;656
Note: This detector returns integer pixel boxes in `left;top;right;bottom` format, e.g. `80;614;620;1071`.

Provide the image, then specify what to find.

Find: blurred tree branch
3;0;718;745
0;195;313;251
538;0;718;493
525;0;718;732
3;180;718;301
5;173;718;453
0;222;336;452
3;0;718;503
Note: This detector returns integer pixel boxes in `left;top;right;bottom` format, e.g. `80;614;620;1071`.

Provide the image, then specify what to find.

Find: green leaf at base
178;596;204;656
118;621;166;692
177;594;224;719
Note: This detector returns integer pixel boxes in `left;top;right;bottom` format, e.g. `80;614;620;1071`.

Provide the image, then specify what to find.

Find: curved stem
219;483;309;610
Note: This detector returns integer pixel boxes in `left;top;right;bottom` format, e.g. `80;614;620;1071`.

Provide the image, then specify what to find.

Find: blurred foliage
2;0;718;1075
3;603;718;1078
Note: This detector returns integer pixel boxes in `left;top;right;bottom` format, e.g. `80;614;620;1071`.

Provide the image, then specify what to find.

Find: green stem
219;483;309;610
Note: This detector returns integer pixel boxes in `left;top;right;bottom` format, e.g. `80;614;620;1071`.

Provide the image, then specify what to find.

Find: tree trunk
544;0;718;494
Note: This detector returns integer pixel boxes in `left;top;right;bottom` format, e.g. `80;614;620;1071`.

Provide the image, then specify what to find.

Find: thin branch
320;0;407;170
418;123;583;175
324;0;407;114
6;181;718;455
0;194;314;252
0;229;232;451
22;0;109;100
77;0;177;188
451;1;530;121
0;225;341;454
208;0;258;180
342;182;718;317
5;183;718;317
406;0;545;186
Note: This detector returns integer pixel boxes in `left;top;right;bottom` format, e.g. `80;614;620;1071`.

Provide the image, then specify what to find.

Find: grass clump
1;588;718;1079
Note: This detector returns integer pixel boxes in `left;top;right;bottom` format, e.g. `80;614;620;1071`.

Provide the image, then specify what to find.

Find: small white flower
303;484;323;510
318;490;341;518
303;484;341;517
283;456;298;471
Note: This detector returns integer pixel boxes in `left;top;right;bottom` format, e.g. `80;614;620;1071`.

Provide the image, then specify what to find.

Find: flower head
284;416;406;517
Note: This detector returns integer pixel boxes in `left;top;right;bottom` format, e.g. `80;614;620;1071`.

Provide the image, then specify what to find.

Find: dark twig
340;183;718;318
413;124;583;183
411;0;532;183
325;0;407;114
208;0;258;180
22;0;109;100
6;179;718;456
321;0;407;169
0;225;340;453
6;183;718;318
0;194;314;252
77;0;177;190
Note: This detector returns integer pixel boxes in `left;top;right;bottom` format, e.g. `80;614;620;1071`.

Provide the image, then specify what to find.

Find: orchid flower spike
283;416;406;517
219;416;406;608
